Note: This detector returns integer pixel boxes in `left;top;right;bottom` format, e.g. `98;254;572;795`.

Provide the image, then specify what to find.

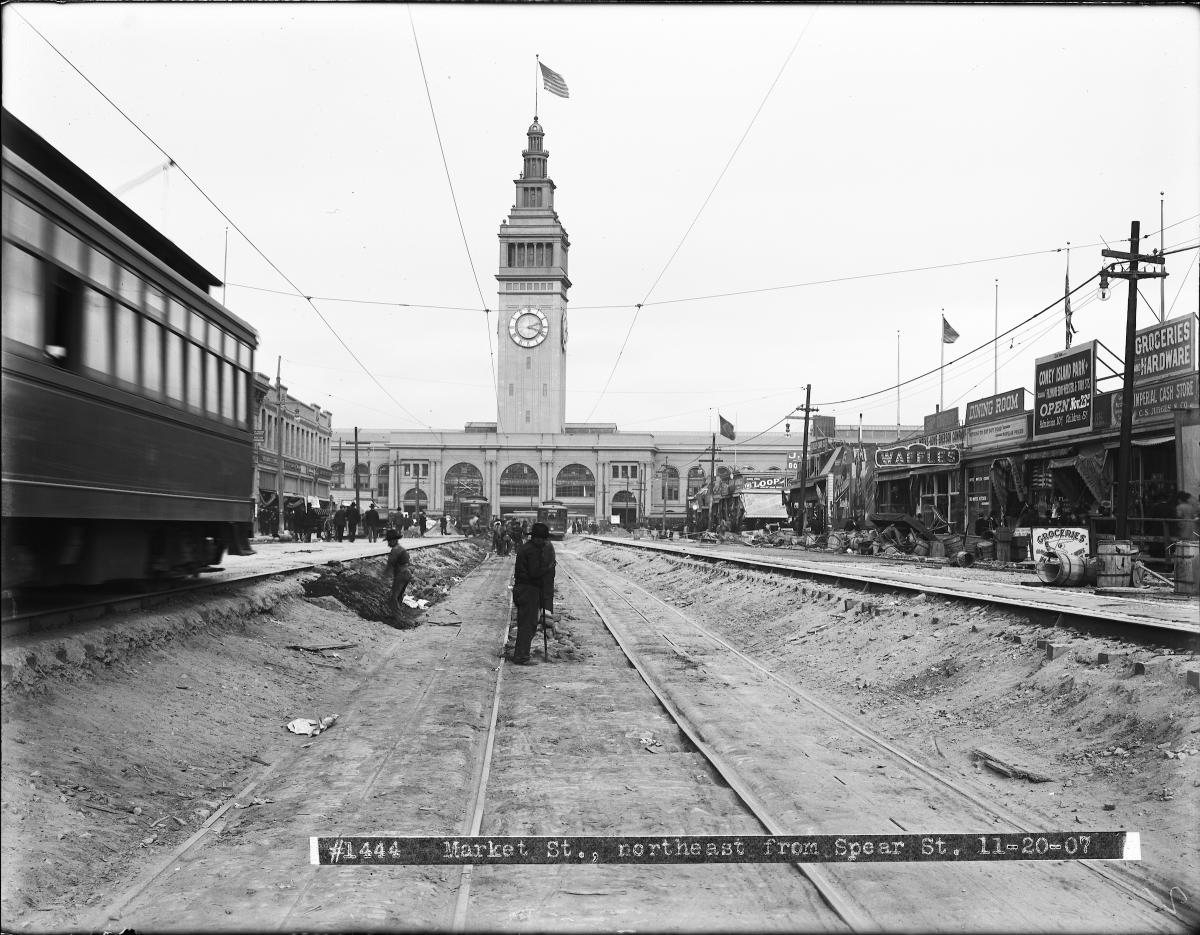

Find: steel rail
587;537;1199;645
568;548;1192;928
87;548;495;934
560;556;874;933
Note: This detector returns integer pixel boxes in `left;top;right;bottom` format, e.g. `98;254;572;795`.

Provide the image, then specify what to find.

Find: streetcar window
186;341;202;409
165;331;184;403
114;304;139;385
6;195;45;248
1;242;42;348
50;224;86;276
81;288;112;375
236;369;248;427
44;266;83;368
142;318;163;395
144;284;165;321
88;248;115;291
117;265;142;307
205;351;220;415
221;360;234;421
168;298;187;332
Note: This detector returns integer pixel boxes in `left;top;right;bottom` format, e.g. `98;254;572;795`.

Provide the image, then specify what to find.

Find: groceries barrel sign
1034;341;1094;438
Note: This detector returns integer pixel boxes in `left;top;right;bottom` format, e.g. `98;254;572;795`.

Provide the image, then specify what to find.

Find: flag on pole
941;316;959;344
718;414;736;441
1064;258;1077;349
539;62;570;99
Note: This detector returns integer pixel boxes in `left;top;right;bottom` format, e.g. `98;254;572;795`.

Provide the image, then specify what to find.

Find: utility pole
661;456;669;537
352;427;360;513
708;434;717;532
796;384;817;539
274;357;285;538
1102;222;1167;539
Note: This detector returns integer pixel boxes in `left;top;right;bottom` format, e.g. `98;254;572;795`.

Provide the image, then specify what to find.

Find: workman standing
384;528;413;623
511;522;555;665
364;503;380;543
439;513;448;536
333;505;347;542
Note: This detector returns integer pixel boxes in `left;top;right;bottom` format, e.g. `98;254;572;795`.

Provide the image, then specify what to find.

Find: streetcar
536;501;568;541
1;110;258;589
454;496;491;534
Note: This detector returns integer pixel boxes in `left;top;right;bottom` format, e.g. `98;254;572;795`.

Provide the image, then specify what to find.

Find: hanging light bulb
1098;267;1111;301
784;421;791;437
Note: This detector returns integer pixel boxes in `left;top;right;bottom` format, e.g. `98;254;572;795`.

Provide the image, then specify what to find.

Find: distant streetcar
1;110;258;589
536;501;568;541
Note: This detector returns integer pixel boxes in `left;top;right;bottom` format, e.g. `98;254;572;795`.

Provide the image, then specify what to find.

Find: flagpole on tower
535;54;539;117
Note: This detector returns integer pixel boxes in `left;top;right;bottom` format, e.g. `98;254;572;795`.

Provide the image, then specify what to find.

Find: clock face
560;311;568;350
509;308;548;348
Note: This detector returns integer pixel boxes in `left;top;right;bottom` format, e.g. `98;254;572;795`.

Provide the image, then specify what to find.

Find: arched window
687;466;706;497
403;488;429;510
444;462;484;499
660;465;680;501
555;463;595;498
611;490;638;526
377;464;390;499
716;466;732;481
500;463;539;498
331;461;345;488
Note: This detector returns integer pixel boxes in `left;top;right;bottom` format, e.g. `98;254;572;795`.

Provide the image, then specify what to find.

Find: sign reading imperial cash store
1034;341;1094;438
1134;317;1195;387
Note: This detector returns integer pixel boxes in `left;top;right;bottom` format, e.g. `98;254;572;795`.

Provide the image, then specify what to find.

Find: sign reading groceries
1027;526;1090;564
1034;341;1095;438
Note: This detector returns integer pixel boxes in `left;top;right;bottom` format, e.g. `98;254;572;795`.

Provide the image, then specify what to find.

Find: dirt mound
301;541;488;628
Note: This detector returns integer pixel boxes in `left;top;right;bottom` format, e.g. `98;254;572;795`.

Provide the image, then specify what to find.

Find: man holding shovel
384;528;413;624
511;522;556;665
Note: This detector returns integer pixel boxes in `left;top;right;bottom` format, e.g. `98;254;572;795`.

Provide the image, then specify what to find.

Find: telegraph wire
582;12;818;424
407;6;502;431
1167;247;1199;318
14;10;441;436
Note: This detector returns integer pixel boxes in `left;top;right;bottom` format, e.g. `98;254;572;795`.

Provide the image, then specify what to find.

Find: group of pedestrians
492;517;531;555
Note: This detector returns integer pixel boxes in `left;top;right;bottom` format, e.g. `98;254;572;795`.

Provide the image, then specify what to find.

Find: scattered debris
286;714;340;737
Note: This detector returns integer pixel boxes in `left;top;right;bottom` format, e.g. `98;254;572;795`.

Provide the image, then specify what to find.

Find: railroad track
586;536;1200;647
89;548;1186;932
0;538;462;641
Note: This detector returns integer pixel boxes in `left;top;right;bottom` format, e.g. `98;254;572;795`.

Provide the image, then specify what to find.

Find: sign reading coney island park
964;388;1026;425
1033;340;1094;438
1133;317;1195;387
874;443;960;468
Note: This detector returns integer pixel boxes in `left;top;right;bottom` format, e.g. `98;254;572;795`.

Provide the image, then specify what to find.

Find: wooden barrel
1172;540;1200;595
913;541;929;556
977;539;995;560
827;532;845;552
943;534;964;554
995;541;1012;563
1096;540;1134;589
1036;548;1086;586
953;551;974;568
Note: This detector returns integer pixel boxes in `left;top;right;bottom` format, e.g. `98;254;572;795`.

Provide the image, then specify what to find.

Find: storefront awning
1048;457;1077;469
1133;434;1174;447
741;491;791;519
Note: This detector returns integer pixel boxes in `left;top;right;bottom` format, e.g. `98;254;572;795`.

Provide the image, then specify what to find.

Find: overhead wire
14;9;442;435
582;12;818;423
407;6;502;431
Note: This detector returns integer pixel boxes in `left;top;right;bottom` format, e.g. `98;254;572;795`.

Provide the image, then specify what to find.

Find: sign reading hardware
1133;318;1195;387
1034;341;1094;438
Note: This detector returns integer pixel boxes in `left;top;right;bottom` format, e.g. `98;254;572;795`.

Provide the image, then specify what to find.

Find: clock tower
496;117;570;433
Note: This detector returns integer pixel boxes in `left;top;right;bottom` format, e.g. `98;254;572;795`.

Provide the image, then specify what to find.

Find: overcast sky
4;3;1198;437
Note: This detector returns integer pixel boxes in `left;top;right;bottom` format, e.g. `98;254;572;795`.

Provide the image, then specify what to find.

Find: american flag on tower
942;316;960;344
539;62;570;99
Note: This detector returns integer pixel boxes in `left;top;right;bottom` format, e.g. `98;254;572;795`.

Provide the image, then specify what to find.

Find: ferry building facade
329;118;902;527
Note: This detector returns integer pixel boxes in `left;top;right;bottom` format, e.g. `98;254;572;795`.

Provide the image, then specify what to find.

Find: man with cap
383;528;413;623
511;522;556;665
